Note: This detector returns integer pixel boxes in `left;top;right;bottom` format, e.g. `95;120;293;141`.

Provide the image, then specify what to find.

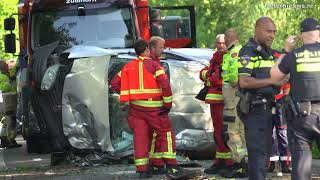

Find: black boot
167;165;197;180
219;163;247;178
0;137;9;148
280;161;292;173
151;165;166;175
7;140;22;148
138;170;152;179
268;161;276;173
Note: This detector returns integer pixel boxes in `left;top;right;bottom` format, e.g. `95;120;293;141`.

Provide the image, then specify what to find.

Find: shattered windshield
31;7;135;50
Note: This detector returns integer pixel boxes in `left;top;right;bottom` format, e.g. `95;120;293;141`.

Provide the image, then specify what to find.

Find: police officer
220;28;248;178
237;17;289;180
270;17;320;180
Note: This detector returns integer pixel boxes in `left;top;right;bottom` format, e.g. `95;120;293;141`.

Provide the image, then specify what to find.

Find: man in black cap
270;17;320;180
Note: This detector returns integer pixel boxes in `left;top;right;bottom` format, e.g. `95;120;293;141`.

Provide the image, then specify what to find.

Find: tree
150;0;320;159
0;0;19;60
150;0;320;50
1;1;320;56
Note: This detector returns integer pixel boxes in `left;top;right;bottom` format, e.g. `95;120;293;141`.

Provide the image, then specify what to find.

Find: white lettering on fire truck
66;0;97;4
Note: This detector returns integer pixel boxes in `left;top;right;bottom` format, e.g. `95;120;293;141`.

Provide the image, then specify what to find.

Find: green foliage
313;142;320;159
1;0;320;57
0;0;19;60
150;0;320;50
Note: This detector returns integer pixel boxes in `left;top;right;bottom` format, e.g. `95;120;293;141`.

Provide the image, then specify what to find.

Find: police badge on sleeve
239;55;251;67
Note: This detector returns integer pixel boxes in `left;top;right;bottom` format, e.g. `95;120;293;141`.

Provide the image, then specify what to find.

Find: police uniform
238;38;278;180
220;43;248;177
277;18;320;179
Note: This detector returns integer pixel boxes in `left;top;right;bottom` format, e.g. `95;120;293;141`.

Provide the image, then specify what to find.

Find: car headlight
41;64;61;91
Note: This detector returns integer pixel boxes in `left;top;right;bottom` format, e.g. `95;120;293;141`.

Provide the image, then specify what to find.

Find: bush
312;142;320;159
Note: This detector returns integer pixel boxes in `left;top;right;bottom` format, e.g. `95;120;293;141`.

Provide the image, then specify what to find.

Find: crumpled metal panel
164;48;213;66
65;46;115;59
107;58;213;151
167;60;212;135
62;47;214;153
175;129;214;150
62;54;113;152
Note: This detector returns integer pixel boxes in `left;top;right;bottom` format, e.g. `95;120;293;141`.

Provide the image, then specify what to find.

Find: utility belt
236;91;275;116
251;96;275;108
285;96;320;117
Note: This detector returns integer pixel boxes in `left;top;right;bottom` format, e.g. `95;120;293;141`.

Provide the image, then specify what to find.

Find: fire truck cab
2;0;212;164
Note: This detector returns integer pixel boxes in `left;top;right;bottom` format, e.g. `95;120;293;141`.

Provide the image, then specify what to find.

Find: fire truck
3;0;213;164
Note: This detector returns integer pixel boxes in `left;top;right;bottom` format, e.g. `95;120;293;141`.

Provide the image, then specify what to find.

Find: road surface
0;136;319;180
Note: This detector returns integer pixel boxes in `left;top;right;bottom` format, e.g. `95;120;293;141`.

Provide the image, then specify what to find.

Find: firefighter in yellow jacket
0;60;21;148
219;28;247;178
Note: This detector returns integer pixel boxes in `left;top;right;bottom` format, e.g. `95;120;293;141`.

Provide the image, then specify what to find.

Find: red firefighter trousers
128;106;177;172
210;103;233;166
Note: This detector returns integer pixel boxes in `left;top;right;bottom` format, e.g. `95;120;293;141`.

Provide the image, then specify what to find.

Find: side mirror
4;18;15;31
4;34;16;54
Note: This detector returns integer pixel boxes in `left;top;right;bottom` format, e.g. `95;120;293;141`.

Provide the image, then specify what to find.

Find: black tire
26;133;52;154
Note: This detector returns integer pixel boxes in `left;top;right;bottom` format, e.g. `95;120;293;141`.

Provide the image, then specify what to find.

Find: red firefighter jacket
199;51;225;104
111;56;172;110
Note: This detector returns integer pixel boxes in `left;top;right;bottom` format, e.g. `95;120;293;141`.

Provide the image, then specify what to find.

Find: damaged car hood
64;46;116;59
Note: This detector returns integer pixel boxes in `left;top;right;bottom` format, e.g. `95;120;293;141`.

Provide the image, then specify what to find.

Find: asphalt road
0;136;319;180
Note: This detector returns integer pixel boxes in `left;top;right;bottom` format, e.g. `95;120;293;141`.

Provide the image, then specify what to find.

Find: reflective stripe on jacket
120;56;163;102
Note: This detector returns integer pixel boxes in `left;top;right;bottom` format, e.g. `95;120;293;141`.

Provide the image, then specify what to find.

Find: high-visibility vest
0;73;13;92
290;46;320;101
120;56;162;102
222;44;242;83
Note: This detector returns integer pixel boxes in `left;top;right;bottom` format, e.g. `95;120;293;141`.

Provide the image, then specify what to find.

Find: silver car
38;46;215;157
